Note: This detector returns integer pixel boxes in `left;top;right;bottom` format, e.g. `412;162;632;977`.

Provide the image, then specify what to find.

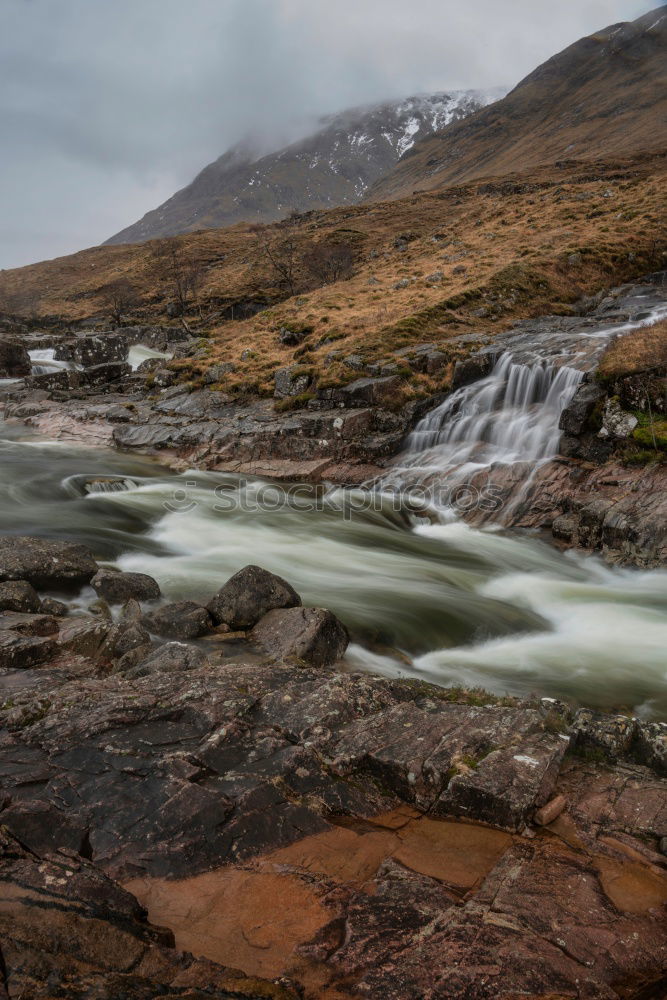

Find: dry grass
598;318;667;378
1;151;666;399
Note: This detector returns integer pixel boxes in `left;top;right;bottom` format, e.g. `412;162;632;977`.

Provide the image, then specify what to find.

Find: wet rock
0;829;296;1000
452;353;493;389
0;336;30;377
572;708;638;760
0;580;41;613
0;535;98;589
91;567;161;604
119;597;143;623
635;721;667;774
251;607;349;668
125;641;207;678
99;622;152;660
558;381;605;436
0;630;56;669
54;332;128;367
57;616;111;658
0;611;58;636
143;601;213;640
89;597;113;620
40;596;69;617
207;565;301;630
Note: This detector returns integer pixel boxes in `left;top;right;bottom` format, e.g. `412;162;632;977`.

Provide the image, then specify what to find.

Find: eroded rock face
0;536;98;589
207;564;301;629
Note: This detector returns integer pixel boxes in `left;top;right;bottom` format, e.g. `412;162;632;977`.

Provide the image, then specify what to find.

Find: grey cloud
0;0;654;269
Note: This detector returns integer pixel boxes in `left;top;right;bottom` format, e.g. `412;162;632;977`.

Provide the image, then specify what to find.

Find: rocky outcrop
0;536;98;589
0;337;30;377
1;640;666;998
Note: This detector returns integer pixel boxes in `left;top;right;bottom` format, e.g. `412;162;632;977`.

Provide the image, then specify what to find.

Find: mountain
369;7;667;201
105;90;504;245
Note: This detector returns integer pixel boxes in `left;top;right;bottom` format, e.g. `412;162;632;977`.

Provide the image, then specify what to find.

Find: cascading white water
386;353;583;493
127;344;173;370
28;348;77;376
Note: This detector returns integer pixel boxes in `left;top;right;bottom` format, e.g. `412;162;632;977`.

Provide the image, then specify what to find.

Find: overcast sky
0;0;655;270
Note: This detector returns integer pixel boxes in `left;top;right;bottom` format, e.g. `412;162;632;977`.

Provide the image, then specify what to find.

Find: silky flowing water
1;370;666;718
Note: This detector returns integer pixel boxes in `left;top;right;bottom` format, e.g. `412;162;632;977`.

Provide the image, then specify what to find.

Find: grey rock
0;536;97;589
558;382;605;436
207;564;301;630
143;601;213;640
0;337;30;377
39;597;69;617
91;568;161;604
572;709;638;760
251;606;349;667
274;366;312;398
0;630;56;669
598;397;639;440
125;641;207;678
0;581;41;614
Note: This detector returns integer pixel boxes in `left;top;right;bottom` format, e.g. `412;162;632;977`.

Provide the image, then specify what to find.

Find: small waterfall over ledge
382;353;583;504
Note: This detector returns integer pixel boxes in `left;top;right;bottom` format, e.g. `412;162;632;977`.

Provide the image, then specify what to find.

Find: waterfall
384;353;583;499
28;349;77;376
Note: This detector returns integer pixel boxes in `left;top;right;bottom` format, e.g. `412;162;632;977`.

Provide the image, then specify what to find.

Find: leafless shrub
100;278;138;326
302;241;355;285
152;240;203;315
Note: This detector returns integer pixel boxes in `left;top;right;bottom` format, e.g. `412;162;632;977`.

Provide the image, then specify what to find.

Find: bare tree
152;240;204;316
302;241;355;285
101;278;138;326
255;235;300;296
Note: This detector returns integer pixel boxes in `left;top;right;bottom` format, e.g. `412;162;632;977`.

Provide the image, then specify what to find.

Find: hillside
369;7;667;201
105;90;503;245
2;151;665;403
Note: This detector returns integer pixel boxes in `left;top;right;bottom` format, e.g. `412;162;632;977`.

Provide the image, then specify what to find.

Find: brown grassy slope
598;318;667;378
0;152;665;399
368;7;667;202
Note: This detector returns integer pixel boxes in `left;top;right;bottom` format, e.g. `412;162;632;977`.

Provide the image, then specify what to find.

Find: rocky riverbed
0;537;666;998
0;275;666;998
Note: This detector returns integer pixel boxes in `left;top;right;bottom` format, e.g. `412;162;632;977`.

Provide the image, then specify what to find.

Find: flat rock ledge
1;645;666;998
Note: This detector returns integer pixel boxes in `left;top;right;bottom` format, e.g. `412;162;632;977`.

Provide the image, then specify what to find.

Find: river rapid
2;384;666;719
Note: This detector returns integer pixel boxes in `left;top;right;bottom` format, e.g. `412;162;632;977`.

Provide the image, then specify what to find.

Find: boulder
274;366;312;398
0;337;30;377
40;597;69;617
0;536;98;589
143;601;213;640
598;397;639;440
91;567;161;604
251;606;349;667
0;580;41;613
207;565;301;630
